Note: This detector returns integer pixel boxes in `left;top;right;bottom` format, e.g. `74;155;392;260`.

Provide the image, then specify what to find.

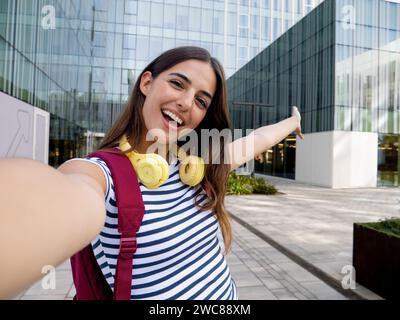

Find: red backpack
70;148;145;300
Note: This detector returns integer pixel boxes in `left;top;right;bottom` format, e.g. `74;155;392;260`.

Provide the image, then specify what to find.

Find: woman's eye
197;98;207;109
170;80;183;88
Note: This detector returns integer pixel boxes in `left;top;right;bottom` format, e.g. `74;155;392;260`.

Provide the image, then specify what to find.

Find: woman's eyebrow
168;72;213;100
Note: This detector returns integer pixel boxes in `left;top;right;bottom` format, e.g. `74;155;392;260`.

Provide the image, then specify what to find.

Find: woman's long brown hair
98;46;233;254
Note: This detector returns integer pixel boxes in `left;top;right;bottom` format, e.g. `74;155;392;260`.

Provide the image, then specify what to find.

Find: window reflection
48;114;87;168
335;22;400;134
254;136;296;179
378;134;400;187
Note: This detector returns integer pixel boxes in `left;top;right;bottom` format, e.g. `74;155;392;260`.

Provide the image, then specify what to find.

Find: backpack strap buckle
119;236;137;255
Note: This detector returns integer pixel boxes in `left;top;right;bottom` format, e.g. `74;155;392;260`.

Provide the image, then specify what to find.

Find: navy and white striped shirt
77;156;237;300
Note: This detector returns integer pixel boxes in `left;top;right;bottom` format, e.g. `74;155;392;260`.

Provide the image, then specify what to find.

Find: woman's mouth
161;109;184;131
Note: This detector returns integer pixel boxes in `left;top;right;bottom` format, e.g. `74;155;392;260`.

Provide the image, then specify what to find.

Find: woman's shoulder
58;157;112;199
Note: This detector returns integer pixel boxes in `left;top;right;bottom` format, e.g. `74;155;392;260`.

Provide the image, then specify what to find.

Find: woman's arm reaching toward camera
227;106;303;171
0;158;107;299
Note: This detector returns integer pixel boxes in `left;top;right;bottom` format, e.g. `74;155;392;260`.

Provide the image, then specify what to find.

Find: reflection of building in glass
227;0;400;187
0;0;322;166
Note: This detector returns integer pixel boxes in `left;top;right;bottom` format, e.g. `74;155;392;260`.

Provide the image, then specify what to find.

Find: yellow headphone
119;135;205;189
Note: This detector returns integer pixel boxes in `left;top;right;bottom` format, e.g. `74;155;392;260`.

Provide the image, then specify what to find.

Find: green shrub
226;172;277;195
359;218;400;238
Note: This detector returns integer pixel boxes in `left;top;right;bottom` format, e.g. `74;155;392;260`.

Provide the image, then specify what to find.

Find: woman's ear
139;71;153;96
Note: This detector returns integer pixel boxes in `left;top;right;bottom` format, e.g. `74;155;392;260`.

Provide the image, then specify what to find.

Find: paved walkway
227;220;346;299
226;174;400;299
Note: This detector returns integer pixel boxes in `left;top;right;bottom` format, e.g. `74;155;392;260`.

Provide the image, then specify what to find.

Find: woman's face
139;59;217;147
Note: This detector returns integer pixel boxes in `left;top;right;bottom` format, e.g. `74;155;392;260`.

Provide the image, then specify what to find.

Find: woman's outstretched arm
0;158;106;299
227;106;303;171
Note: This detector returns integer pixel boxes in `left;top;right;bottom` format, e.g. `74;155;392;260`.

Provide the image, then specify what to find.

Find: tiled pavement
226;174;400;300
228;220;346;300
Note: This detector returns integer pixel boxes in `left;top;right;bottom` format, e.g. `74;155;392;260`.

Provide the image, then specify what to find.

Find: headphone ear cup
119;135;170;189
179;156;205;187
136;154;170;189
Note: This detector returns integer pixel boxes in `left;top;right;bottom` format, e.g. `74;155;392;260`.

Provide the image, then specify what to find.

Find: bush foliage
359;218;400;238
226;172;278;195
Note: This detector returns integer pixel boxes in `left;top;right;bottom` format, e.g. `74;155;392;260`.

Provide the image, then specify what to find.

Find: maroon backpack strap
89;148;145;300
70;245;113;300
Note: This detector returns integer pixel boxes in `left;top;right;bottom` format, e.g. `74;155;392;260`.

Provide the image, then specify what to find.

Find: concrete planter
353;223;400;300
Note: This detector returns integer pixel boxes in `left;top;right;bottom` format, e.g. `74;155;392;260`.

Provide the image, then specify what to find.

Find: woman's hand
292;106;304;140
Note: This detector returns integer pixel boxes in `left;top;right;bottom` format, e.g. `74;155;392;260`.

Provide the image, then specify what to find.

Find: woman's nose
177;91;195;111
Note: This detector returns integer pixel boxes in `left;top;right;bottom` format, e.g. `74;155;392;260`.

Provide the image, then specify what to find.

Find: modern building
0;0;322;166
227;0;400;187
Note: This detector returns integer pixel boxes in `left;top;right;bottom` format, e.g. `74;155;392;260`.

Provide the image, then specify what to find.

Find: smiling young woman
0;46;303;299
76;47;237;300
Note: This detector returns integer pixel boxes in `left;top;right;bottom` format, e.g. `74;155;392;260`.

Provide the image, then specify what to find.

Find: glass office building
0;0;322;166
227;0;400;187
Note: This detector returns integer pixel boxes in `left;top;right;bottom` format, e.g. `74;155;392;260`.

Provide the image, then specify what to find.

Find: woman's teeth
162;110;183;126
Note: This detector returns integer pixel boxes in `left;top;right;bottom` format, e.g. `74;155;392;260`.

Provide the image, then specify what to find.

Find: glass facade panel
125;1;138;15
213;10;224;34
137;1;151;25
150;2;163;28
163;4;176;29
335;0;400;136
